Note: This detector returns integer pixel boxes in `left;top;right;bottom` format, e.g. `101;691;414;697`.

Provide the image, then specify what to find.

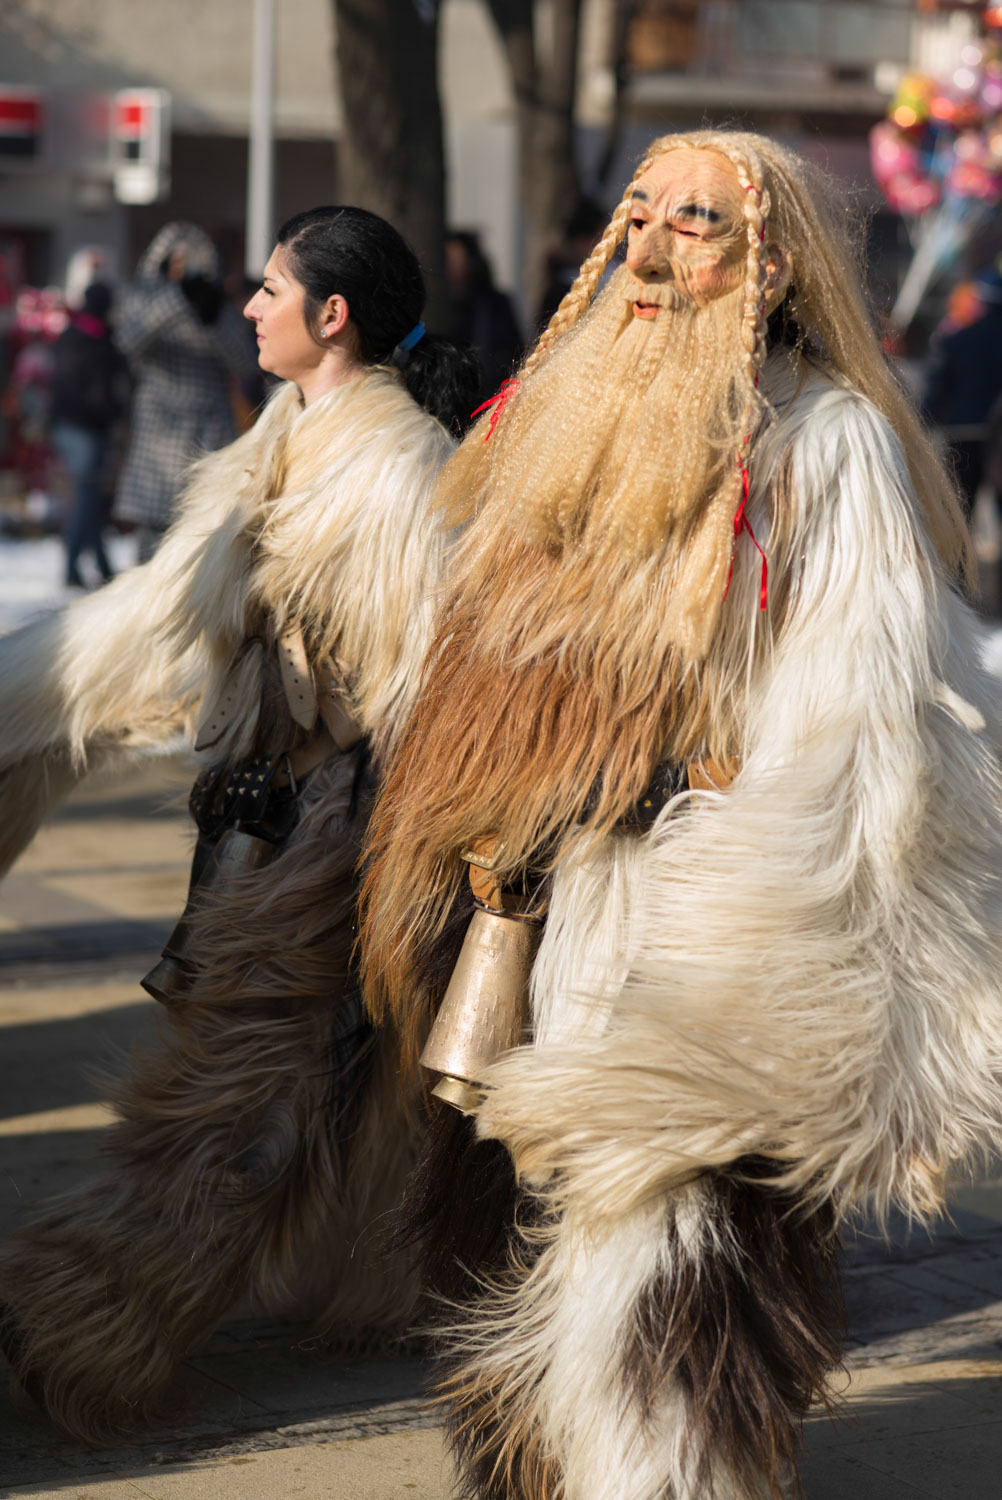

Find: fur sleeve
0;388;294;877
0;566;198;878
478;386;1002;1228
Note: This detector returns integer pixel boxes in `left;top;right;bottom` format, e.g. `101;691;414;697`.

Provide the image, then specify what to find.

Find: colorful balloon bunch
870;38;1002;217
870;23;1002;329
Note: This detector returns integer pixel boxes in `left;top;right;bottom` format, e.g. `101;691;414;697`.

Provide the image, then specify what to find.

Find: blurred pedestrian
113;222;258;560
2;289;68;520
536;196;609;330
924;266;1002;519
49;282;129;587
445;229;522;403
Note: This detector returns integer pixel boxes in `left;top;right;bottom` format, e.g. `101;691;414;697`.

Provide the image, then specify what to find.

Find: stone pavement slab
804;1359;1002;1498
2;1428;454;1498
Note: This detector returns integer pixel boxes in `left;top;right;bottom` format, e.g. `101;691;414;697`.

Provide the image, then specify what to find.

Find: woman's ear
764;244;793;315
319;293;351;340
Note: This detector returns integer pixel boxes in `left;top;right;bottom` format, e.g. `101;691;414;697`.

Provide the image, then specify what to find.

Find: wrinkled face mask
624;147;749;318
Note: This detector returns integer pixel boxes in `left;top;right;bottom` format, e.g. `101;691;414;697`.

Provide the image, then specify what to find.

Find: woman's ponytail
397;333;482;438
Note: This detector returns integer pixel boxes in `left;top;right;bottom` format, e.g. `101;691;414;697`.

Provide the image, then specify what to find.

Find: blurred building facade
0;0;987;307
602;1;981;177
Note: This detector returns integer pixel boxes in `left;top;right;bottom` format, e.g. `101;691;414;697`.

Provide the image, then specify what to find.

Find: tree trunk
596;0;640;189
486;0;584;328
332;0;449;328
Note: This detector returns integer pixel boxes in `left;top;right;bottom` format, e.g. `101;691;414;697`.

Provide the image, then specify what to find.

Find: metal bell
420;903;541;1112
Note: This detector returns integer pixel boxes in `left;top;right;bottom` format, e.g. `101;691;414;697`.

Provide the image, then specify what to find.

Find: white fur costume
0;371;453;1439
437;355;1002;1499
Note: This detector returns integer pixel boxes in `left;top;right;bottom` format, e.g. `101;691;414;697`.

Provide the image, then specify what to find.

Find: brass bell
141;829;277;1004
420;903;541;1113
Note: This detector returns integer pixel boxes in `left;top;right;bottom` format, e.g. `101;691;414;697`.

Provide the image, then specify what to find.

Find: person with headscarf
113;222;258;560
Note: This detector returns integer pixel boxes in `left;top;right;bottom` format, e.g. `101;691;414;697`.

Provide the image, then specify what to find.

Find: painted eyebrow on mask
676;204;720;223
629;189;720;225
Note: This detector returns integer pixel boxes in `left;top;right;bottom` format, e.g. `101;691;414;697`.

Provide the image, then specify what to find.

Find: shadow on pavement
0;1001;159;1123
803;1360;1002;1498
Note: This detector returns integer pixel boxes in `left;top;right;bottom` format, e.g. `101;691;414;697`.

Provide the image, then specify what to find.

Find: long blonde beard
442;264;754;659
361;274;755;1047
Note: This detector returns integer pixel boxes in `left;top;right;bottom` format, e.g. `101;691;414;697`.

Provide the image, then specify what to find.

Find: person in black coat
924;268;1002;520
445;230;523;404
49;282;130;586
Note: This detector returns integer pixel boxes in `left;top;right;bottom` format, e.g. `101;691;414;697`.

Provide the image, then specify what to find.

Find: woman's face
243;248;327;384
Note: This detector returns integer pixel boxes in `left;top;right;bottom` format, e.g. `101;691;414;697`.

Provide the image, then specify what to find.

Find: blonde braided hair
526;133;772;453
498;128;970;587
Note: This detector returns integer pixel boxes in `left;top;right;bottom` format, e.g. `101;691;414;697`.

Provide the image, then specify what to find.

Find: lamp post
246;0;276;279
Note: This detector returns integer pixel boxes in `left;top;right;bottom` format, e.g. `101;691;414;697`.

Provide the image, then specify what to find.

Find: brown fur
439;1365;562;1500
362;555;723;1066
0;752;420;1441
622;1165;844;1499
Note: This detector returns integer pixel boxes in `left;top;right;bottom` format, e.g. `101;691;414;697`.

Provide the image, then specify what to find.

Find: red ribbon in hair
723;466;768;611
470;377;521;443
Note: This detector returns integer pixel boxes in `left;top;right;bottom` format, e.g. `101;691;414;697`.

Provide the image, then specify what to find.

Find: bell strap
278;625;319;730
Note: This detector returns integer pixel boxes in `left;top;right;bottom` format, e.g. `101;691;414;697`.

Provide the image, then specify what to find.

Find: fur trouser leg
433;1167;843;1500
0;753;419;1441
0;1004;415;1442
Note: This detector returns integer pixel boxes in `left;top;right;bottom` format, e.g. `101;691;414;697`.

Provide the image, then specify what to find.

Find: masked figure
0;206;478;1441
360;133;1002;1499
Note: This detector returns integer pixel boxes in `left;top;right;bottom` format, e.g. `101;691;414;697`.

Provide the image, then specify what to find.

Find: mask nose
626;223;671;278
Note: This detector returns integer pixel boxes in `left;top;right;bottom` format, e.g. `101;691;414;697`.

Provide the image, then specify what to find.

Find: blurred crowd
4;200;1002;599
0;222;266;587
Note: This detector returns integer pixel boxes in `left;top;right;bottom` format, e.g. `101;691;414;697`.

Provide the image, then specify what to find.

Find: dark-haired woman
0;207;479;1440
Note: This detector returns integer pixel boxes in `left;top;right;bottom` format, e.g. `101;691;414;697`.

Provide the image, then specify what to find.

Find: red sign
0;90;45;160
113;90;160;165
115;98;147;136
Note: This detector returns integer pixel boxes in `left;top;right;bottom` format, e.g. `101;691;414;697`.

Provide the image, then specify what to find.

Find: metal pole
246;0;276;278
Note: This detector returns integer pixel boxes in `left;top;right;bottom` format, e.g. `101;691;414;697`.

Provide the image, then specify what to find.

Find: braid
731;147;771;405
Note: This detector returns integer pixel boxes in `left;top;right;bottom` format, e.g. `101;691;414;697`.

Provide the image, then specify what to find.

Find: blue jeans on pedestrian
51;422;113;584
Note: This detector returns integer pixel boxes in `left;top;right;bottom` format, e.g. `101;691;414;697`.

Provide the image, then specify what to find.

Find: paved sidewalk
1;763;1002;1497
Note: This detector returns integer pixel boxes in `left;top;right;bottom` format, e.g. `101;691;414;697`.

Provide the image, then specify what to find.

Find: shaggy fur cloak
0;370;454;1439
364;352;1002;1500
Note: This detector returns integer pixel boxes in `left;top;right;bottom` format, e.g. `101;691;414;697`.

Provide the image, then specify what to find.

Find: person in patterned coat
113;222;258;559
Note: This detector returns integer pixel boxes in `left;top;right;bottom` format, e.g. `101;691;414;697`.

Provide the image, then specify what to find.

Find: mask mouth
624;277;685;315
